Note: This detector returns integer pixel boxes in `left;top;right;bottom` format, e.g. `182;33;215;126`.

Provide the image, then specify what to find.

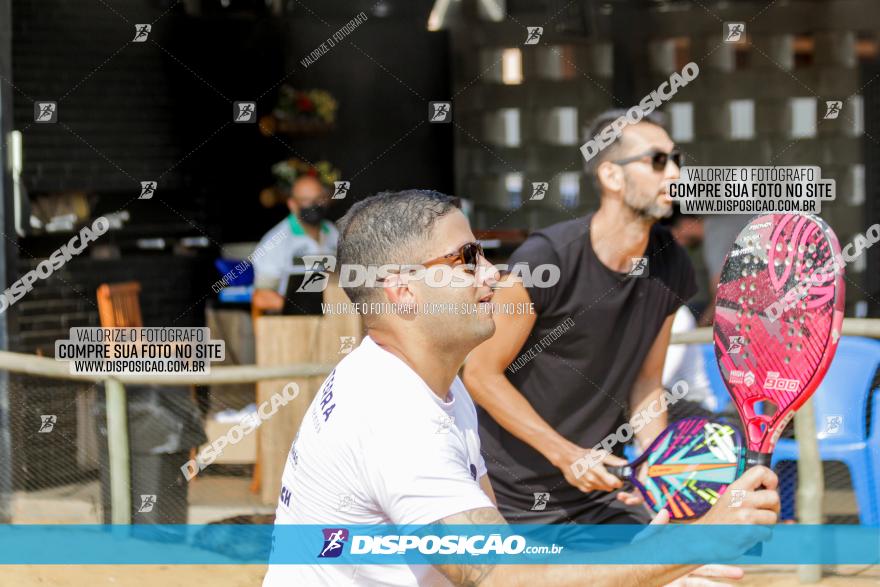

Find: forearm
441;547;698;587
436;508;700;587
252;288;284;312
488;563;699;587
630;314;676;451
465;370;571;463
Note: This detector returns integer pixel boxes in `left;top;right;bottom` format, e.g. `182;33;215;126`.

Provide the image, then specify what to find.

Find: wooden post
254;279;362;505
795;397;823;583
105;378;131;524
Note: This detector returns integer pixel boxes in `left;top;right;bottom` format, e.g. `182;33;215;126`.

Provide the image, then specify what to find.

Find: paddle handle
606;465;632;479
743;450;773;557
745;450;772;470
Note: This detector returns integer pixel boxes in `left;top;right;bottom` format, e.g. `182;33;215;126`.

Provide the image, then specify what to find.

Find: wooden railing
1;318;878;533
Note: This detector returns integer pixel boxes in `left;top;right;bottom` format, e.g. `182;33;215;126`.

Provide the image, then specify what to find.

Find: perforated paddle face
714;214;845;457
629;417;744;520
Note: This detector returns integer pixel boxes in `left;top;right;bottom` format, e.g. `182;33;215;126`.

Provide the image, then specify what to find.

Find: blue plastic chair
699;343;732;413
770;337;880;525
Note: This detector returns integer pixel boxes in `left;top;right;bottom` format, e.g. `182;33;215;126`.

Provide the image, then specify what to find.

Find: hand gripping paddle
714;213;845;470
606;416;745;520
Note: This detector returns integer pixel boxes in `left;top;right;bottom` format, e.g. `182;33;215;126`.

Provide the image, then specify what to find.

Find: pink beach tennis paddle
713;213;845;470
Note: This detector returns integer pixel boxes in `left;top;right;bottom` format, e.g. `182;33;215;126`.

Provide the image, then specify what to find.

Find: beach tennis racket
714;213;845;470
606;416;745;520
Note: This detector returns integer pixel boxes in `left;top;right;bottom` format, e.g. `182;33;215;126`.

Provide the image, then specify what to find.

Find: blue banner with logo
0;524;877;565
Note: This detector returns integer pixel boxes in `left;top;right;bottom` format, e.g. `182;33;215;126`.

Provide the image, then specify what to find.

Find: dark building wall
11;0;290;242
11;0;452;242
449;0;879;316
270;6;453;225
12;0;187;194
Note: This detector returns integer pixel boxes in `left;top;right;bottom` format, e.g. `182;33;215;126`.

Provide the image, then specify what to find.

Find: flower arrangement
271;158;341;190
274;86;337;125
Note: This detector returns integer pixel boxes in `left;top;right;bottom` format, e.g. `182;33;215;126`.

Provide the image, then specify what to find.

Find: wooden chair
96;281;202;478
96;282;143;328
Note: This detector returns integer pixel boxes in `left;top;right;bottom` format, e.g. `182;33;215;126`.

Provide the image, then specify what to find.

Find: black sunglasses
612;148;682;172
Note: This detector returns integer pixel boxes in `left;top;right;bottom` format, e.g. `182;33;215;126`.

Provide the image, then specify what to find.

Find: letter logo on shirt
318;528;349;558
288;442;299;469
317;376;337;422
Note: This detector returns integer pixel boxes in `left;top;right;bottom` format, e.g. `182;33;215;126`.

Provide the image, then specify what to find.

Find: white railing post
795;398;824;583
105;378;131;524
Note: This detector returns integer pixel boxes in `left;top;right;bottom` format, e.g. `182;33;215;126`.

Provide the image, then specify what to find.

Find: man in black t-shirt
463;110;697;524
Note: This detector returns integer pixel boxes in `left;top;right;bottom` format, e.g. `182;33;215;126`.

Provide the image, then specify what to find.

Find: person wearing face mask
252;174;339;313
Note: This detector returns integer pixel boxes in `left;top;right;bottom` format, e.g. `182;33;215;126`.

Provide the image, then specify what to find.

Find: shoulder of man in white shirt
331;341;439;419
320;346;482;467
257;217;290;248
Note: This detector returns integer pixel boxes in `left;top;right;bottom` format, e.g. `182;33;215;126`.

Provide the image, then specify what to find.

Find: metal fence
0;356;334;526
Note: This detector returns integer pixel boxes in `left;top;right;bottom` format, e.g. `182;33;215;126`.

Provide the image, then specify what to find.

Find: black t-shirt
477;214;697;523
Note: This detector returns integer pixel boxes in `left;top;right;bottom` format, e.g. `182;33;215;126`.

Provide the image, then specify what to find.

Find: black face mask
298;204;326;226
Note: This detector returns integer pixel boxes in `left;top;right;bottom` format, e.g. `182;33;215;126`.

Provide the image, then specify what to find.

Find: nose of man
476;256;500;289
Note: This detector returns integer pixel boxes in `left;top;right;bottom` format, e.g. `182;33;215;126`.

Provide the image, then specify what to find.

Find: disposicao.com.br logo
317;528;563;557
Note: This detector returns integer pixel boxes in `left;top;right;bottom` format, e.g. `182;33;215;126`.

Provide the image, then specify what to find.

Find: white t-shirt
252;214;339;292
262;336;493;587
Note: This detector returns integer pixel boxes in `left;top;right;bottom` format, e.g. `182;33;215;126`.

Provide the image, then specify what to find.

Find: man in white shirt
263;189;780;587
252;174;340;313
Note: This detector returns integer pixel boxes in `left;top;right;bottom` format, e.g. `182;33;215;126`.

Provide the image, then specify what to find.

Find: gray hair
336;189;461;306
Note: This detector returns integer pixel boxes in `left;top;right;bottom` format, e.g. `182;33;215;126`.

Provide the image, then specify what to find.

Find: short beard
623;184;671;221
423;306;494;351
